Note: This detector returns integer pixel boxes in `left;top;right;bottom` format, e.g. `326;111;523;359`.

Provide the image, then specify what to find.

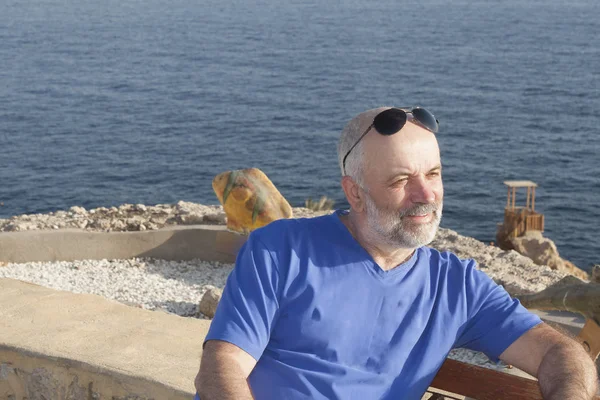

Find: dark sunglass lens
373;108;407;135
411;108;439;133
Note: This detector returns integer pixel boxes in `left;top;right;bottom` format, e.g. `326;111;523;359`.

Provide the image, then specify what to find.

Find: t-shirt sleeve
203;233;280;361
452;259;542;362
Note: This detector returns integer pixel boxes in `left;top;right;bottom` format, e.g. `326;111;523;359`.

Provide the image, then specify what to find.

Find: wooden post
576;319;600;361
506;187;511;209
531;187;536;211
526;187;531;210
512;188;516;209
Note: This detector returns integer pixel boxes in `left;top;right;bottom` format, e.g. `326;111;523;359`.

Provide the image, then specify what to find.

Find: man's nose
409;177;436;204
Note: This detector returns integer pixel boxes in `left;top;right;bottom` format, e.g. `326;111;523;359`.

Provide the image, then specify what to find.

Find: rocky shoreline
0;201;573;295
0;201;327;233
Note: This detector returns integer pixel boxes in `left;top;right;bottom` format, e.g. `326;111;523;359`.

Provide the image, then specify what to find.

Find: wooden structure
425;317;600;399
576;318;600;361
496;180;545;249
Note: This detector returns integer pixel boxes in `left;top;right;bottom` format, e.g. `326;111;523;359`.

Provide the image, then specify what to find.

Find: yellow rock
212;168;293;234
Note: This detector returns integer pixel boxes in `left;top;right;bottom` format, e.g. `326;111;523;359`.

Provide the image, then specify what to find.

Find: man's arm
195;340;257;400
499;322;598;399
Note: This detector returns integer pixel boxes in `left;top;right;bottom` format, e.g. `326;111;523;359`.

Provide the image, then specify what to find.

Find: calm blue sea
1;0;599;271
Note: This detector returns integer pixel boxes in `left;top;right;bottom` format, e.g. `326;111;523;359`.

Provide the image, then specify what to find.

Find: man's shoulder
250;211;338;247
420;246;476;272
419;247;487;299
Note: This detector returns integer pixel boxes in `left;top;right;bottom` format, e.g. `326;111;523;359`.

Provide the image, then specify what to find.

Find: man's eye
392;179;408;186
428;171;441;177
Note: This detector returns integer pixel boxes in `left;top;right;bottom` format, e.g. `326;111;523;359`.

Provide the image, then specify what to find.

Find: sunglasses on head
341;107;439;176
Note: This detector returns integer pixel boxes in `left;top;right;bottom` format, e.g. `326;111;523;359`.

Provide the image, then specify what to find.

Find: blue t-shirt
204;210;541;400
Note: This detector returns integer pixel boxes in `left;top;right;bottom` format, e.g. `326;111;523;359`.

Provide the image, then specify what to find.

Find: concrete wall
0;225;247;264
1;277;210;399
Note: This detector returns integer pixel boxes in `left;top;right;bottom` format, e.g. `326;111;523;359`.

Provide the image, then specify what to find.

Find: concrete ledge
0;278;209;398
0;225;247;264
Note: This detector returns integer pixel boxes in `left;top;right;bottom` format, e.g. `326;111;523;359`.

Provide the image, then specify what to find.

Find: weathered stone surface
511;231;588;280
1;278;203;399
592;265;600;284
198;286;222;319
515;275;600;324
212;168;293;234
0;363;27;400
69;206;87;215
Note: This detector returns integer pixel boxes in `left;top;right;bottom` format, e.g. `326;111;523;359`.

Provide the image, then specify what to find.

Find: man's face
359;120;444;248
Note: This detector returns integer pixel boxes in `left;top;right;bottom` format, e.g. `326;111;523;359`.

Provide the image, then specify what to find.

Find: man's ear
341;175;366;213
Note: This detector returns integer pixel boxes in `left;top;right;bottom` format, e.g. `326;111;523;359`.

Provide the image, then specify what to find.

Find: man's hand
500;323;598;399
195;340;257;400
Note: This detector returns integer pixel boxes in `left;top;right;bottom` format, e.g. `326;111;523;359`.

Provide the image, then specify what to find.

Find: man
195;107;598;399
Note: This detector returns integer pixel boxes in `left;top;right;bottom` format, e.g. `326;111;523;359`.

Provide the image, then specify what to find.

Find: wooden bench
426;318;600;399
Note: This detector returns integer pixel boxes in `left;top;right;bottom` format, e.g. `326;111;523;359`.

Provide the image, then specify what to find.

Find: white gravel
0;258;234;318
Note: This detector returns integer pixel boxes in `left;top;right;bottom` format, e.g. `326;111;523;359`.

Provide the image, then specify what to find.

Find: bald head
337;107;391;185
338;107;441;188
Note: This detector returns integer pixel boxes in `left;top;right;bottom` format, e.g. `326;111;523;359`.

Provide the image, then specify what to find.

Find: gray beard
364;194;442;248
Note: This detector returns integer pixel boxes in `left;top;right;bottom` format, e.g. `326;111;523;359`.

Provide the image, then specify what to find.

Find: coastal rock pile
511;231;588;281
0;202;327;233
0;202;224;232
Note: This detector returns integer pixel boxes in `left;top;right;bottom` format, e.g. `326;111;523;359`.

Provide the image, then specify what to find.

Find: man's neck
339;212;416;271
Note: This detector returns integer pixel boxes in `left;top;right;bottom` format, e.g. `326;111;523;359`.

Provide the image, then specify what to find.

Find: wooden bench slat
431;359;600;400
431;359;542;400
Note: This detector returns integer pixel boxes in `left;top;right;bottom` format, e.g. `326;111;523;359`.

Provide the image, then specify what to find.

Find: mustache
399;202;441;218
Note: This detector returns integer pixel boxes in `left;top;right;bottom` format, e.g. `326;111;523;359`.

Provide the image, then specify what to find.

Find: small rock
203;213;227;224
111;220;127;231
69;206;87;215
119;204;135;212
177;214;205;225
125;218;142;231
90;220;112;230
3;223;18;232
198;286;222;319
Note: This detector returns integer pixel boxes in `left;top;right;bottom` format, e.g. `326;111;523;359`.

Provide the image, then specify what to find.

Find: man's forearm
537;339;598;399
195;356;254;400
